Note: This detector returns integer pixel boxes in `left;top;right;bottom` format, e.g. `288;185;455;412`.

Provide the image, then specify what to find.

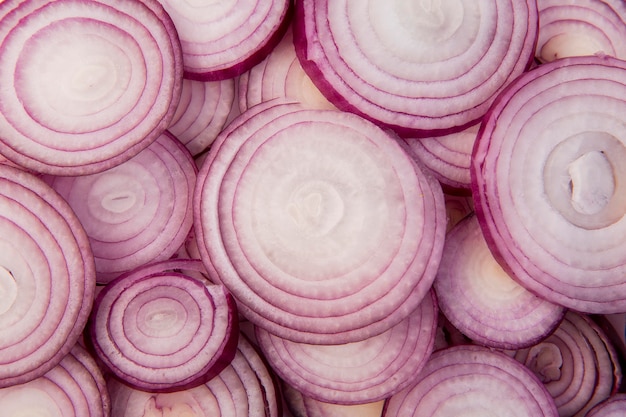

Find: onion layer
586;393;626;417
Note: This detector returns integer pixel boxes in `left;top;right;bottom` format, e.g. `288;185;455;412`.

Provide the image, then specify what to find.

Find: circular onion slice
536;0;626;63
156;0;292;81
0;344;109;417
0;164;95;388
194;99;447;344
293;0;537;137
45;131;196;284
382;345;558;417
256;291;438;405
89;267;239;393
434;214;565;349
471;55;626;314
586;394;626;417
0;0;183;175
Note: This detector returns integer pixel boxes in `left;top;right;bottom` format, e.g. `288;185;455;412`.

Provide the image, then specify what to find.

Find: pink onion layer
0;164;95;388
586;393;626;417
0;0;183;175
471;55;626;314
194;99;446;344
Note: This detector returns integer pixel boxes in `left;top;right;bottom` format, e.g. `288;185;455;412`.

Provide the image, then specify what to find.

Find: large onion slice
586;394;626;417
472;55;626;314
293;0;538;137
194;99;447;344
0;0;183;175
0;164;95;388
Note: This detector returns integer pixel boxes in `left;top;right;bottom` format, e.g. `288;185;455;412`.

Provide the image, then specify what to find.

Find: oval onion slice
587;393;626;417
194;99;447;344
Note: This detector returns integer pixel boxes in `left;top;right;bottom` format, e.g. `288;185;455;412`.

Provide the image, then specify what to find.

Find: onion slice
0;0;183;175
0;164;95;388
293;0;538;137
586;393;626;417
194;99;447;344
471;55;626;314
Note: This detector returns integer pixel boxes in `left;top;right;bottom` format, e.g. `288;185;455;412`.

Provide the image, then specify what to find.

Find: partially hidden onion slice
156;0;292;81
586;393;626;417
256;290;438;405
382;345;559;417
88;263;239;393
194;99;447;344
471;55;626;314
0;0;183;175
293;0;538;137
0;344;109;417
44;131;196;284
0;164;95;388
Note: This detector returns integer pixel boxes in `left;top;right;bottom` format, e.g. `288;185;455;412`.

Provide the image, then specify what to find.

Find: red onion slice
44;131;196;284
303;395;385;417
0;164;95;388
382;345;559;417
434;214;565;350
156;0;292;81
0;0;183;175
586;393;626;417
471;55;626;314
89;267;238;392
194;99;447;344
293;0;538;137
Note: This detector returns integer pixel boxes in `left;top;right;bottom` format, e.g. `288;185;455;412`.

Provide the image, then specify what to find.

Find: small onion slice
0;0;183;175
293;0;537;137
194;99;447;344
471;55;626;314
586;394;626;417
0;164;95;388
89;267;239;392
382;345;558;417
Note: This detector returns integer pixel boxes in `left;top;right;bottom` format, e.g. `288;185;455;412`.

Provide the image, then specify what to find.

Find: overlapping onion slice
88;262;239;393
536;0;626;63
0;164;95;388
0;0;183;175
156;0;292;81
382;345;559;417
586;394;626;417
293;0;537;137
194;99;447;344
44;131;196;284
256;291;437;405
471;55;626;314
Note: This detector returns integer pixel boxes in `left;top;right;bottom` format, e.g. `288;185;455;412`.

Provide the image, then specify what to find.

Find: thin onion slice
586;393;626;417
0;0;183;175
0;164;95;388
382;345;559;417
293;0;538;137
194;99;447;344
471;55;626;314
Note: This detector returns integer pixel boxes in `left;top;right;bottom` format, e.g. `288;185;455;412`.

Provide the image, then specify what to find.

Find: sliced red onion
156;0;292;81
303;395;385;417
443;193;474;233
194;99;447;344
256;291;437;405
89;265;239;393
434;214;565;350
0;344;109;416
0;164;95;388
586;393;626;417
0;0;183;175
239;24;336;112
382;345;559;417
471;55;626;314
44;131;196;284
536;0;626;63
293;0;537;137
508;311;622;416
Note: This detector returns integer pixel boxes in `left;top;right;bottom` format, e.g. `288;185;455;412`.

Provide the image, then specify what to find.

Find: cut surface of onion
434;214;565;349
44;131;196;284
303;395;385;417
293;0;537;137
256;291;438;405
89;266;239;392
194;99;447;344
382;344;559;417
536;0;626;63
0;164;95;388
586;393;626;417
0;0;183;175
471;55;626;314
156;0;292;81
